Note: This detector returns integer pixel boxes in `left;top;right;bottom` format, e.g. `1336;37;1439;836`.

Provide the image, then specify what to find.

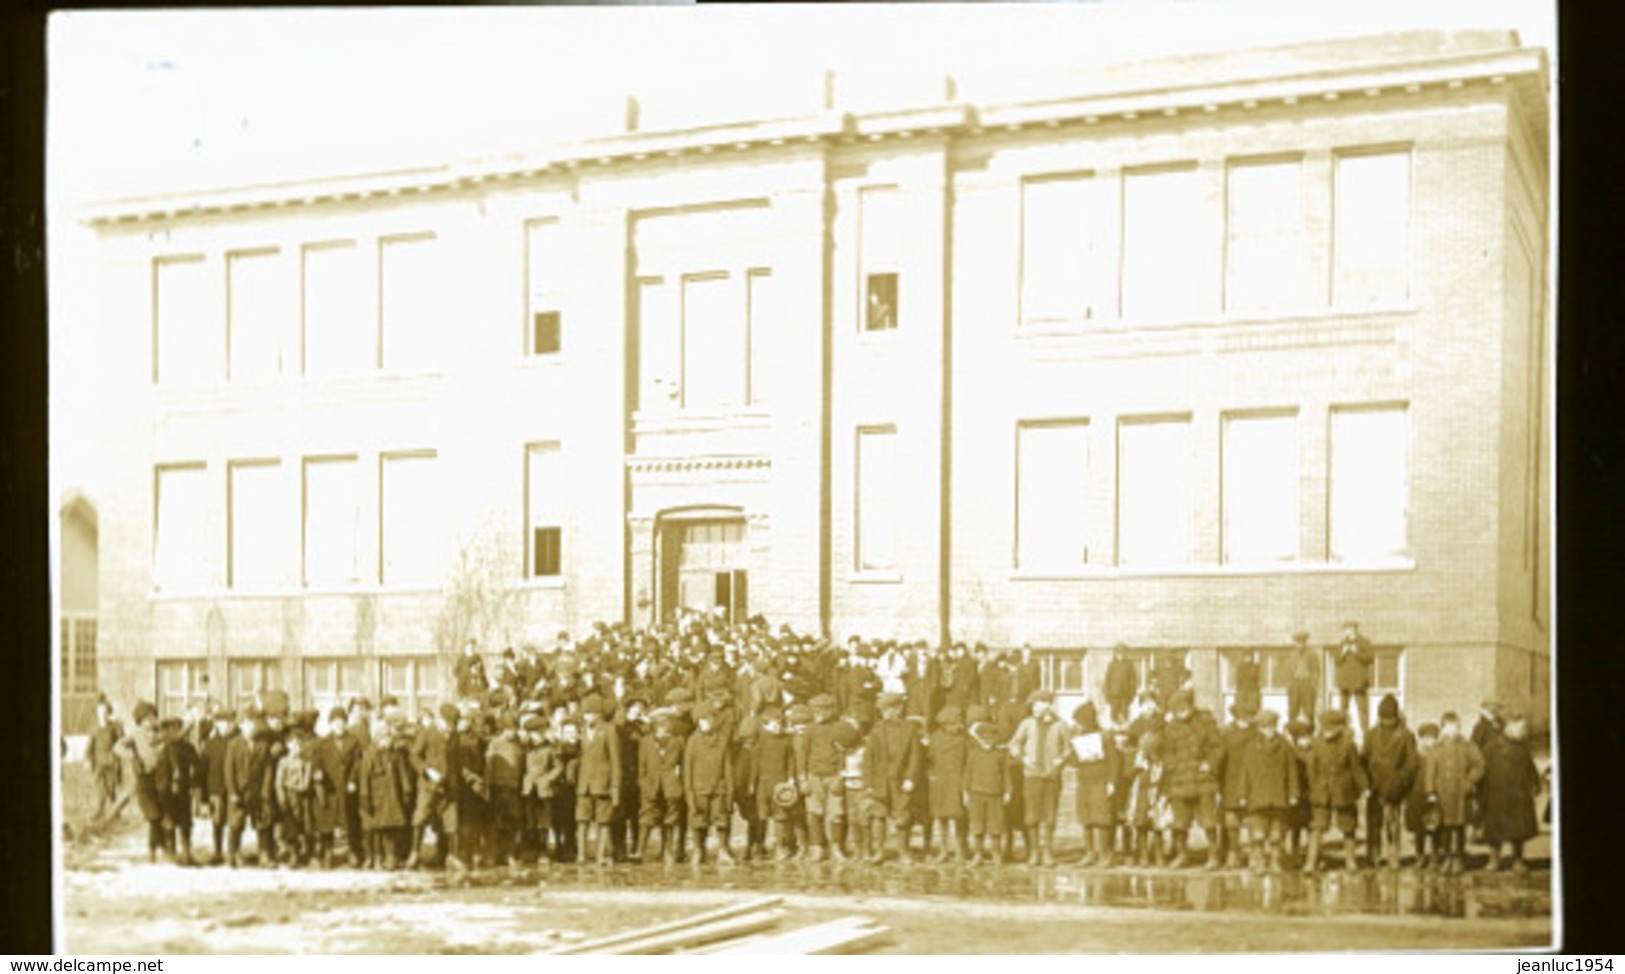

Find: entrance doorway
659;517;748;624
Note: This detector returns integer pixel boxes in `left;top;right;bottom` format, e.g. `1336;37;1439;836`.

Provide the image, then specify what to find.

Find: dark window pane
532;311;562;354
533;526;561;576
865;273;898;331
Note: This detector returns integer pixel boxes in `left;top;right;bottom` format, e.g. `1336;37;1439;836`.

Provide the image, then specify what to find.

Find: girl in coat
1421;712;1485;874
1068;702;1120;868
1480;714;1540;873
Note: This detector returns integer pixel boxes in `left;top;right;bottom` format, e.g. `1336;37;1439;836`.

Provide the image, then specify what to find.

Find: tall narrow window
682;273;746;409
1016;421;1091;570
303;457;361;588
71;619;98;695
154;464;209;592
154;256;216;387
1226;158;1307;313
1121;165;1205;322
227;250;285;382
1333;149;1412;306
1221;412;1301;564
1116;418;1193;566
856;427;898;571
746;269;774;405
1021;174;1111;324
302;241;370;376
526;442;563;578
229;460;286;590
526;219;565;355
861;186;903;332
303;658;365;715
379;234;440;373
382;657;441;717
1328;405;1410;561
157;659;208;716
227;659;283;710
636;278;678;412
380;452;441;588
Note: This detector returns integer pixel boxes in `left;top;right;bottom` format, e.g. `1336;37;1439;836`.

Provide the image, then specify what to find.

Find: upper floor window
227;249;287;382
1221;411;1300;565
1015;420;1091;570
682;272;748;409
525;218;565;356
860;186;903;332
379;452;442;588
746;269;774;406
1333;149;1412;307
379;234;441;373
302;241;371;377
1121;164;1205;322
856;426;898;571
1226;158;1307;314
302;456;362;588
1020;173;1112;325
525;442;563;578
153;255;216;388
1328;405;1410;561
1116;417;1193;566
154;463;208;592
228;460;288;590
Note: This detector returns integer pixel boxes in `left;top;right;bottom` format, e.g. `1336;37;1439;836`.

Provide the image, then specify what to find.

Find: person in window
1333;622;1374;737
1286;631;1319;726
866;278;896;331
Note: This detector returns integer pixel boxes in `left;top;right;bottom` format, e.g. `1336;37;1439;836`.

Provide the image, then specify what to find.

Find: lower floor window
381;656;442;719
156;659;210;717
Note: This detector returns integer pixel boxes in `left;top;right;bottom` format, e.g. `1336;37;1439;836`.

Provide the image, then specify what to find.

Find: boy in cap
783;703;815;858
638;708;686;865
1284;718;1314;864
1239;710;1299;873
964;705;1011;865
1303;709;1368;873
521;714;560;863
576;693;622;867
202;709;235;865
1286;632;1319;726
407;702;463;870
928;705;970;863
799;693;848;861
1421;711;1484;874
1123;730;1166;867
1158;689;1222;869
1008;689;1068;867
153;716;201;866
685;702;735;865
1212;702;1258;870
1333;622;1374;737
1405;721;1442;870
752;704;800;860
221;712;259;867
274;730;316;866
358;719;414;869
486;713;526;867
311;708;361;869
1361;693;1418;870
864;692;924;864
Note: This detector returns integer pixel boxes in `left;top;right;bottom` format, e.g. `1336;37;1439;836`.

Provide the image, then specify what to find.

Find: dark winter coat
866;717;925;791
1362;721;1419;804
1421;735;1484;827
927;728;969;818
1332;638;1373;692
312;733;361;833
1306;730;1368;808
358;744;413;831
639;733;684;801
752;732;796;798
1239;733;1300;811
577;721;621;798
1480;736;1539;843
1068;730;1120;827
1217;724;1258;809
203;731;234;798
485;735;525;793
1104;658;1138;708
965;733;1013;797
684;729;732;799
1162;711;1222;800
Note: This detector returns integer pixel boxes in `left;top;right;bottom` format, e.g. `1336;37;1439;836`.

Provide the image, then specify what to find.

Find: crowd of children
85;612;1546;877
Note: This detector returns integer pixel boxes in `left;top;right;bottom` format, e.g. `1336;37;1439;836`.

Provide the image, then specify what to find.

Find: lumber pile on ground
548;895;890;955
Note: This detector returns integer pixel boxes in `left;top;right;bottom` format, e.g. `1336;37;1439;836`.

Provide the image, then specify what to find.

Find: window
303;658;366;715
860;186;903;332
227;249;286;382
303;457;362;587
525;443;563;578
1021;174;1111;324
1116;418;1193;566
302;241;370;376
154;464;209;592
1121;165;1205;322
856;427;898;571
1221;412;1300;564
379;234;440;373
1039;652;1088;693
1323;645;1405;712
1328;405;1410;561
1333;149;1412;306
157;659;210;717
382;656;441;717
635;277;678;412
1226;158;1307;313
229;460;287;590
62;617;98;696
380;452;441;588
228;659;283;710
526;219;565;355
682;273;747;409
154;255;217;387
1015;420;1091;570
746;270;773;405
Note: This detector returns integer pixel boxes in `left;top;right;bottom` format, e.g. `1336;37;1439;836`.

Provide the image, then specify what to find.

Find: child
684;702;734;865
1068;702;1119;868
1284;719;1314;865
521;715;560;863
1108;727;1137;867
1239;710;1299;873
1213;704;1257;870
784;703;815;860
1303;710;1368;873
358;722;412;869
638;710;686;865
752;705;799;861
552;720;582;863
1124;730;1167;867
153;716;201;866
928;706;969;863
1422;712;1485;874
964;706;1011;866
1406;722;1442;870
202;710;235;865
274;732;316;866
485;714;526;867
1479;713;1538;873
1362;694;1419;871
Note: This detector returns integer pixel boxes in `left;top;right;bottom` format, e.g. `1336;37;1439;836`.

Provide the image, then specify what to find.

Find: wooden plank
707;917;891;955
548;896;784;954
579;909;786;955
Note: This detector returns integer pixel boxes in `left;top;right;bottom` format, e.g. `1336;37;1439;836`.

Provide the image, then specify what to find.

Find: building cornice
79;43;1546;228
626;455;772;475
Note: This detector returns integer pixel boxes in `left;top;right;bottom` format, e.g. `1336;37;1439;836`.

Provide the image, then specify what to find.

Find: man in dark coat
1103;646;1138;727
1286;631;1319;726
1361;693;1418;869
864;693;925;863
1480;714;1539;873
1332;621;1374;736
1160;690;1223;868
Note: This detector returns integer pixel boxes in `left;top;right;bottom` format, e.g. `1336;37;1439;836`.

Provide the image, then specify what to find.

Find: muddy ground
62;823;1552;953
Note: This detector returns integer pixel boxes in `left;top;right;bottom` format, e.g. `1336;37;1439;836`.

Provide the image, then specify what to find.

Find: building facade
81;31;1550;726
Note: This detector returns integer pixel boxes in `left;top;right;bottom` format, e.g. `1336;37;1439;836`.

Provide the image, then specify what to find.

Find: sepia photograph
46;1;1555;955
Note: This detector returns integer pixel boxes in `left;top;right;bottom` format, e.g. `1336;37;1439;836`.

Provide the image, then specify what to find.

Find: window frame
301;454;363;590
1014;418;1092;572
1330;145;1415;309
153;462;210;595
227;458;285;592
854;424;901;574
858;185;904;335
1114;414;1196;567
156;658;211;717
1326;402;1411;564
1219;408;1301;566
524;441;564;580
378;449;441;589
1118;161;1205;324
524;217;565;357
377;232;441;374
1223;154;1308;315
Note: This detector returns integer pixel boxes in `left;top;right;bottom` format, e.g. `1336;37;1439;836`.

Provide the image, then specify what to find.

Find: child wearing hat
638;708;686;865
1123;729;1167;867
784;703;815;859
576;693;622;867
1421;712;1485;874
1284;718;1314;864
964;705;1012;865
751;704;800;861
684;702;735;865
1008;689;1068;867
153;716;201;866
1480;713;1540;873
520;714;561;863
1405;722;1442;869
1302;709;1367;873
114;701;168;863
202;709;236;865
1213;702;1258;871
485;713;526;867
864;692;924;864
1239;710;1299;873
928;705;970;863
358;720;414;869
1067;701;1119;868
799;694;848;861
1361;693;1419;871
274;731;316;866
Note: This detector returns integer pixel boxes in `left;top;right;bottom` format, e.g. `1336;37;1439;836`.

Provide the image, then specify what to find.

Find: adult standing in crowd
1333;621;1374;736
1286;631;1319;727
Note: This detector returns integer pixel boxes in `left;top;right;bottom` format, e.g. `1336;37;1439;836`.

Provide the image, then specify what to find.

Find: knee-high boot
1301;832;1322;873
828;819;848;861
